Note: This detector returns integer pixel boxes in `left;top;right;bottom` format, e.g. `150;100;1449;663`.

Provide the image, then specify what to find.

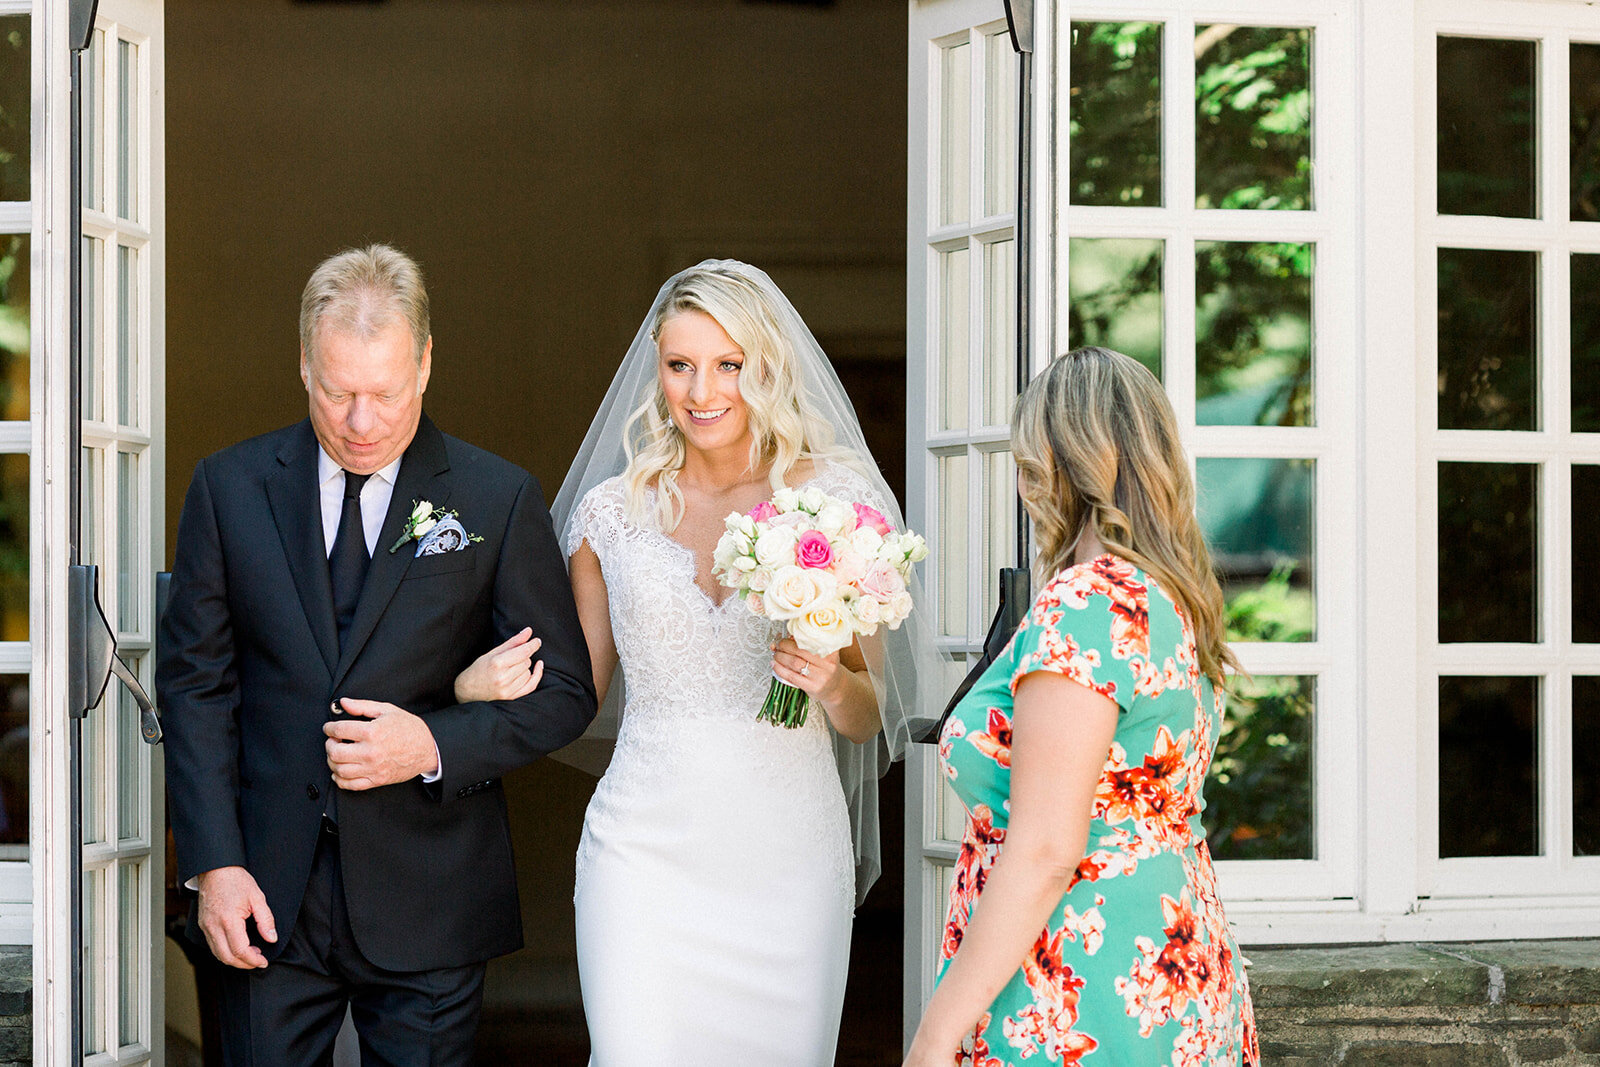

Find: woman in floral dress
904;347;1258;1066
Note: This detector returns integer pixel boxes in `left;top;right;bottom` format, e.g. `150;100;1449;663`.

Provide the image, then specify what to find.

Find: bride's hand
770;638;845;703
454;627;544;703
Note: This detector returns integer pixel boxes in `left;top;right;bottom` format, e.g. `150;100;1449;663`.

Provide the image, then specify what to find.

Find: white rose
772;487;800;512
712;533;740;571
905;535;929;564
799;487;827;514
851;595;883;629
748;566;775;593
733;555;758;572
410;500;434;523
815;501;856;538
764;565;835;620
850;526;884;558
412;517;438;538
790;605;855;654
889;590;915;624
754;526;800;568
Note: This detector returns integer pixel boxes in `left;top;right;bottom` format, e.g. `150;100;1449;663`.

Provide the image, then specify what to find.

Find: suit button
307;783;321;801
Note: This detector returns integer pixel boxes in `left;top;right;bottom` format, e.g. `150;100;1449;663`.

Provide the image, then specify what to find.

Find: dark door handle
67;563;161;744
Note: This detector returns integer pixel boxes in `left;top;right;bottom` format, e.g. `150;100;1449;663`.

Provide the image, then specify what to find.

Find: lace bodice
567;462;886;900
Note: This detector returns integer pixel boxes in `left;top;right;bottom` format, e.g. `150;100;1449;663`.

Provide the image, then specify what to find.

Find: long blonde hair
1012;347;1241;684
621;263;845;530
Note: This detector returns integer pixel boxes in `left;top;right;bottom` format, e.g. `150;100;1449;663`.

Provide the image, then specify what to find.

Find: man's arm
419;472;597;798
155;458;249;882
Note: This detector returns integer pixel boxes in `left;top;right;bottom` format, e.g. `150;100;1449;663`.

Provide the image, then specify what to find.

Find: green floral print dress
936;555;1259;1066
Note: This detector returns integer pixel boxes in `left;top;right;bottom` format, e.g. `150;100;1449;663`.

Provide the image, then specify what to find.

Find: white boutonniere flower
389;499;483;554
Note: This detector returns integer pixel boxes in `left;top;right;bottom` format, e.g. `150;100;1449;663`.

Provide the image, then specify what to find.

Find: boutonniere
389;499;484;555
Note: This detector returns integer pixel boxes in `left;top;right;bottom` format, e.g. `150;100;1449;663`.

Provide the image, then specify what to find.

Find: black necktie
329;470;373;649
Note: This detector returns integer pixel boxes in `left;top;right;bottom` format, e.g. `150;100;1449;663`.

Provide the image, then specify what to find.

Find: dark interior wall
164;0;908;1030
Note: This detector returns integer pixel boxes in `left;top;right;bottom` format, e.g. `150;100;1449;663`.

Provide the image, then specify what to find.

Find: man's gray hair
299;244;430;365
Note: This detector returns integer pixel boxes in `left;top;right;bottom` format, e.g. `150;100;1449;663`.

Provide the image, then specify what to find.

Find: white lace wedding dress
566;466;876;1066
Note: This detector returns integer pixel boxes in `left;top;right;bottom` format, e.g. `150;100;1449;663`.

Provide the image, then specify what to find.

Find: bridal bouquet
712;485;928;728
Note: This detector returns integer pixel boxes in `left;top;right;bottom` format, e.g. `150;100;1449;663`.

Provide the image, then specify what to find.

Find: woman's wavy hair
1012;347;1241;685
620;264;846;530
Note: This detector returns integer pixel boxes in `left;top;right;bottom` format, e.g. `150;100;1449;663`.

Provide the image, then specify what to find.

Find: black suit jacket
156;414;596;971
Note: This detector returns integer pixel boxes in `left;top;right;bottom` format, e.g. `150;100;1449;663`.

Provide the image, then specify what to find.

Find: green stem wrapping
756;677;811;728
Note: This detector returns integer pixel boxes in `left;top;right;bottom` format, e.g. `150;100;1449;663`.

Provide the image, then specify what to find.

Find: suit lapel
264;420;340;676
331;414;452;690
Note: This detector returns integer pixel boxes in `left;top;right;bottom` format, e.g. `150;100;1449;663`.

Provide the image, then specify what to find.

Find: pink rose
794;530;835;570
747;593;766;616
858;560;904;602
853;502;893;536
748;500;778;523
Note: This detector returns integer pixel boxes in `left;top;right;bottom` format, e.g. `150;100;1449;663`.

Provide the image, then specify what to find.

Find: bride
458;260;939;1064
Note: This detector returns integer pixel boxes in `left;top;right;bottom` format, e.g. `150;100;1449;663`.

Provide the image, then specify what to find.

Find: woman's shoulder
1035;555;1174;627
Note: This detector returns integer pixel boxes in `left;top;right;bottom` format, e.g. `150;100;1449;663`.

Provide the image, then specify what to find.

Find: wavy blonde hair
1012;347;1241;684
621;264;847;531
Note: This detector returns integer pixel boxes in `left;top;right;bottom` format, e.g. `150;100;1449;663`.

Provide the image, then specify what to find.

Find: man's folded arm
155;459;248;882
426;473;597;798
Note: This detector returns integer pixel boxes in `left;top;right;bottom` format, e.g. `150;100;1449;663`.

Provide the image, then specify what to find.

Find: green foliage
1194;26;1312;212
1069;22;1162;207
1207;672;1313;861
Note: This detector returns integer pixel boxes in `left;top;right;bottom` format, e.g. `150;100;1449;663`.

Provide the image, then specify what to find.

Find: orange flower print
970;708;1013;768
955;1013;1006;1067
939;717;967;780
942;804;1005;962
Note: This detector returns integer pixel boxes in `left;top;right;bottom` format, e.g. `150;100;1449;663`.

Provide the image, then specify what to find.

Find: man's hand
195;865;276;969
324;699;439;790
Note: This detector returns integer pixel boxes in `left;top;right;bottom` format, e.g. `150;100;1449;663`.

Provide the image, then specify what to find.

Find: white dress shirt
317;445;442;783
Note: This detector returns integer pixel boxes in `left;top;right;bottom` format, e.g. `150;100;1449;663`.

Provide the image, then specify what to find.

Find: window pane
1439;675;1539;857
980;450;1016;623
117;451;139;633
1438;462;1537;643
0;18;29;201
1195;241;1313;426
81;447;99;572
117;38;137;222
83;31;100;212
117;244;137;427
83;867;102;1055
82;236;101;422
0;676;25;849
1438;248;1537;431
940;41;971;227
1575;467;1600;643
1067;237;1163;380
1069;22;1162;207
117;656;144;842
1198;457;1315;642
0;453;22;642
939;453;969;638
0;234;26;422
984;30;1017;218
1208;675;1314;860
1573;255;1600;432
118;862;141;1046
1438;37;1537;219
83;699;103;848
1574;44;1600;221
1195;25;1312;211
982;239;1016;426
1575;676;1600;856
940;246;970;431
939;760;967;844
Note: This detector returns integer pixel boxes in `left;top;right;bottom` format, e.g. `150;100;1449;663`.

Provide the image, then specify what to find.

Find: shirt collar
317;444;402;489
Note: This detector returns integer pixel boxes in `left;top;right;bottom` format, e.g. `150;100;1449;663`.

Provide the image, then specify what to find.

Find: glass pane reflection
983;240;1016;426
941;42;971;227
0;453;24;642
0;18;29;202
941;247;970;431
1195;25;1312;210
1070;22;1162;207
985;30;1017;218
117;451;139;633
0;676;25;849
1195;241;1313;426
1438;37;1537;218
980;451;1017;623
84;868;102;1054
1068;238;1163;380
1575;677;1600;856
1439;675;1539;857
1207;674;1314;860
1438;248;1537;431
118;862;141;1046
118;656;143;842
1574;466;1600;644
938;454;969;639
1438;462;1537;643
1197;457;1315;642
1574;44;1600;222
0;234;27;422
1572;255;1600;432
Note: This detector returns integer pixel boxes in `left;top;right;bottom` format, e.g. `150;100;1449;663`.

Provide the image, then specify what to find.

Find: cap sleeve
1007;556;1158;711
566;477;626;568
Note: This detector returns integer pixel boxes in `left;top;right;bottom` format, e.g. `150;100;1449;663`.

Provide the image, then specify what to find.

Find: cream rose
815;501;857;538
791;604;855;654
799;487;827;514
413;516;438;538
763;566;835;620
754;526;800;568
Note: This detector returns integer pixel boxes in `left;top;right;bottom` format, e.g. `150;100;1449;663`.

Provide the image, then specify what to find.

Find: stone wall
1250;940;1600;1066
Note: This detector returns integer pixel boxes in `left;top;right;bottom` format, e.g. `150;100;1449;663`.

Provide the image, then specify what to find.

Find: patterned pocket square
415;516;472;556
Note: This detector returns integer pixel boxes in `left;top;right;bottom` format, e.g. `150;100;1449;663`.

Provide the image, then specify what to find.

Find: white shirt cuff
420;739;443;783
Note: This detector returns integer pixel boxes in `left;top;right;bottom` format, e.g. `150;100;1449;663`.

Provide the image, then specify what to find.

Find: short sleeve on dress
566;478;626;568
1007;556;1156;712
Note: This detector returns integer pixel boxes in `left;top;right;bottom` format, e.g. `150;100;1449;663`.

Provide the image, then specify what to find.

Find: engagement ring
800;664;810;677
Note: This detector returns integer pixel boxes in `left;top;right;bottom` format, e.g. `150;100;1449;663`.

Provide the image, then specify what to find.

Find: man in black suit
157;244;595;1066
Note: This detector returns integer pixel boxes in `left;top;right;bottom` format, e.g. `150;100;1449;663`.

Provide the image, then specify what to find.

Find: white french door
903;0;1038;1044
34;0;164;1063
